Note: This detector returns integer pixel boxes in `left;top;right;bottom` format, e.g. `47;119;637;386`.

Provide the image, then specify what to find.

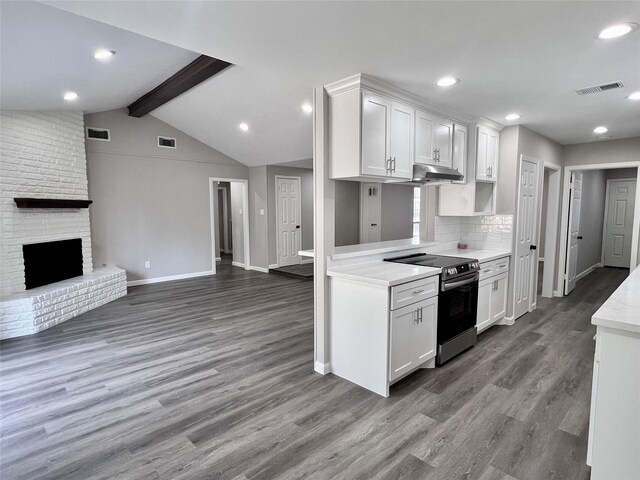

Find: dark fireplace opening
23;239;83;290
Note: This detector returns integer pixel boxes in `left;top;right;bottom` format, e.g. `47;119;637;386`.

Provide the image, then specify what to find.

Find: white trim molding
314;361;331;374
231;261;246;268
496;315;515;326
268;263;279;270
128;270;215;287
249;265;269;273
576;263;602;282
557;162;640;295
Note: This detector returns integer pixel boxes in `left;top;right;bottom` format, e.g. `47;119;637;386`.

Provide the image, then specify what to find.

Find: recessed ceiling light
239;123;249;132
94;49;115;60
597;22;638;39
436;76;459;87
627;91;640;100
63;91;78;101
302;103;313;114
505;113;521;121
593;126;608;134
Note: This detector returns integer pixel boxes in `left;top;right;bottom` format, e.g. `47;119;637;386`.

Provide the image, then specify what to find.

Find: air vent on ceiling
158;136;176;149
86;127;110;141
576;81;624;95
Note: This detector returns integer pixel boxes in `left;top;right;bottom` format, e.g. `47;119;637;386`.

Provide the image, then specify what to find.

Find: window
413;187;421;239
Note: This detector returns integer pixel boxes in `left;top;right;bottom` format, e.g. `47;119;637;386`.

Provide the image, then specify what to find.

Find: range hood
411;164;464;183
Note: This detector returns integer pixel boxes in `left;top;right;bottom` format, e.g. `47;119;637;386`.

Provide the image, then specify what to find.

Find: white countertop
434;248;511;262
331;238;438;260
592;265;640;334
327;262;441;287
299;249;314;258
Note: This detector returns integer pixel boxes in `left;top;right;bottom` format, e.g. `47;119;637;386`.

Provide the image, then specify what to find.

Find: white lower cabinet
476;256;509;333
389;297;437;382
329;273;439;397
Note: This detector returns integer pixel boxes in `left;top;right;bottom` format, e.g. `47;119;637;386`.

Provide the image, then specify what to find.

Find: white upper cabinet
361;92;391;177
452;124;467;182
389;101;414;179
475;125;499;182
414;110;454;168
326;75;469;182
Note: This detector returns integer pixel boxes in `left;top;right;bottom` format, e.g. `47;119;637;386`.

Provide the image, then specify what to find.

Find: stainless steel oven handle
442;272;479;291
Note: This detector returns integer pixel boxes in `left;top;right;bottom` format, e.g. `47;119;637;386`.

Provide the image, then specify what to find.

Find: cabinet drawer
494;257;510;274
478;261;495;280
391;276;438;310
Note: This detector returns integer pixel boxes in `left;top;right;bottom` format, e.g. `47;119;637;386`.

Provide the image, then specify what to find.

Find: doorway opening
558;164;640;295
536;165;561;298
209;177;250;272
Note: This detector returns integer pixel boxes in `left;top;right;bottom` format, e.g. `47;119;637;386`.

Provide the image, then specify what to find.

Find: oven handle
442;272;479;291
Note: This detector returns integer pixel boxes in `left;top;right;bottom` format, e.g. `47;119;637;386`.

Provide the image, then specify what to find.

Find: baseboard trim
553;290;564;297
300;258;314;264
576;263;602;282
314;361;331;374
249;265;269;273
215;256;222;261
231;261;245;268
268;263;279;270
128;270;215;286
495;315;515;326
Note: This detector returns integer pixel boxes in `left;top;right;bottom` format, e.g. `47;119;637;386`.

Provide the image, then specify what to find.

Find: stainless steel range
384;253;480;365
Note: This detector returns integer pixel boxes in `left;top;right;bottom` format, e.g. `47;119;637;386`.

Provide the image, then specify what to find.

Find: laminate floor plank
0;262;629;479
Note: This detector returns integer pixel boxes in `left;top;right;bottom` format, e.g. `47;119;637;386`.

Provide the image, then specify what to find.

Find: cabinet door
361;91;391;177
414;297;438;364
491;274;508;322
475;126;490;181
434;120;454;168
389;305;418;381
486;128;499;182
389;101;414;179
452;124;467;183
414;110;437;165
476;278;493;332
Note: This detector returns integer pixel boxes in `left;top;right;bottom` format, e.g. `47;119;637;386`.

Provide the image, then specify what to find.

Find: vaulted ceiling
3;1;639;167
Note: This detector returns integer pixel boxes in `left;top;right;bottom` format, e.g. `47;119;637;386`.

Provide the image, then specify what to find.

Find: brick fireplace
0;111;126;339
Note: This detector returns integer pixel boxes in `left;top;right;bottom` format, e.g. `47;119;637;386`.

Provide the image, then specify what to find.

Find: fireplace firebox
23;239;83;289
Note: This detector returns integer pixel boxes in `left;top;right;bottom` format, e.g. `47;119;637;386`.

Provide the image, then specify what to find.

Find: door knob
296;225;301;229
577;235;583;240
530;245;537;250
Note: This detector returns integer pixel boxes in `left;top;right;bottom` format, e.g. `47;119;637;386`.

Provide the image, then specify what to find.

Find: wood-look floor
0;262;628;480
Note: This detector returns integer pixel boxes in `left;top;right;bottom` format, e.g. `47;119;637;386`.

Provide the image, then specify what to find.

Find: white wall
84;109;248;282
248;166;269;269
576;170;606;275
563;137;640;167
334;180;360;247
0;111;93;296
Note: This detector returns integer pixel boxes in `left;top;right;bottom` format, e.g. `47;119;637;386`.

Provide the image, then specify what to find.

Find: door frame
274;175;302;268
536;162;561;299
601;178;637;266
209;177;250;272
557;162;640;294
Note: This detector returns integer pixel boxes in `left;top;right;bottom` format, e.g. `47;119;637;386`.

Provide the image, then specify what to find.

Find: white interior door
360;183;382;243
564;172;583;294
514;158;539;319
276;176;301;267
604;180;636;268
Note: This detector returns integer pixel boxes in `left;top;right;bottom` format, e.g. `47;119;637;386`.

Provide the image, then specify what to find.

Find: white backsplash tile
435;215;513;252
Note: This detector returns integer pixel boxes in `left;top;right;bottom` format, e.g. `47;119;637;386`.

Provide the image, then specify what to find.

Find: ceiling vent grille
576;81;624;95
86;127;110;141
158;136;176;149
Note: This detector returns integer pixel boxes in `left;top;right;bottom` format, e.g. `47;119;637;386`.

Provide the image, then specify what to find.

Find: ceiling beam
127;55;232;118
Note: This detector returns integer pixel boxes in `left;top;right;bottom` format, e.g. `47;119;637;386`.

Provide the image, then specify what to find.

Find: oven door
437;272;479;344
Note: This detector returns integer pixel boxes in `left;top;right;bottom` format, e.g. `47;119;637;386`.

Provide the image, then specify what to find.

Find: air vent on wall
86;127;110;141
158;136;176;149
576;81;624;95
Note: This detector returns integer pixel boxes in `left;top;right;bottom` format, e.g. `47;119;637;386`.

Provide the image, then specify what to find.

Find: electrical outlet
145;261;151;268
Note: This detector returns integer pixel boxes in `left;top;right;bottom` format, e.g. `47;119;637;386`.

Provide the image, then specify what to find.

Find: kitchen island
587;265;640;480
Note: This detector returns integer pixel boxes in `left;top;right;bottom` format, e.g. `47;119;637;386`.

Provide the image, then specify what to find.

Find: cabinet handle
392;157;397;173
417;307;423;323
413;289;425;294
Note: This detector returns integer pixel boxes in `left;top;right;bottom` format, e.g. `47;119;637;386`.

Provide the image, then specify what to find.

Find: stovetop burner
384;253;480;281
